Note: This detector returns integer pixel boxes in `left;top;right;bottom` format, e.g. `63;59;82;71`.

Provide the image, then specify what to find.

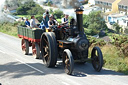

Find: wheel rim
41;33;57;67
64;55;70;73
63;52;73;75
91;47;103;72
93;50;100;69
21;39;26;52
32;43;36;56
21;39;29;55
32;43;40;59
42;35;50;64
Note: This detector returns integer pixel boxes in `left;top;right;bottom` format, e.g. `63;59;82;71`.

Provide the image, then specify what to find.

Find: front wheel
63;49;74;75
91;47;103;72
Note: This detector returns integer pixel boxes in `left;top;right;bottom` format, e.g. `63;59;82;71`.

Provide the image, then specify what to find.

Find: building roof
121;16;128;21
95;0;115;3
109;13;126;18
118;0;128;6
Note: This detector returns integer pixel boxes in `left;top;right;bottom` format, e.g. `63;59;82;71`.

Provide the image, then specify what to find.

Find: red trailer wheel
21;39;29;55
32;42;40;59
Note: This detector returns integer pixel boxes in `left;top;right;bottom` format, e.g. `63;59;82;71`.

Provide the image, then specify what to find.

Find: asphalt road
0;32;128;85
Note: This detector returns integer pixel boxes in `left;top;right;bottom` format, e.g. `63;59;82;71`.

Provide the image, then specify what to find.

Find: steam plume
62;0;81;9
0;0;7;22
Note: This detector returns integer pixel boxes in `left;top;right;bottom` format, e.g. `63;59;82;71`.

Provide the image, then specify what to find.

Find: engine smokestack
75;8;84;37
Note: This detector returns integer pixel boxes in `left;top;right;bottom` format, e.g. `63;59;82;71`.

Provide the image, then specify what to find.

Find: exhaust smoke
51;0;83;18
62;0;82;9
0;0;83;22
0;0;6;22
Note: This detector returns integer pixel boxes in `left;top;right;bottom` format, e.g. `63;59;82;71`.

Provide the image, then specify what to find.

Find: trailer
17;26;44;59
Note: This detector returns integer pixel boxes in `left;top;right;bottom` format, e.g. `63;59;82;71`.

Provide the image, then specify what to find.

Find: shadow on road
0;60;125;79
72;63;125;77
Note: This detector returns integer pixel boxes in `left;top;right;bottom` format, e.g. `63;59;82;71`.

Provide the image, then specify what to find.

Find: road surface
0;32;128;85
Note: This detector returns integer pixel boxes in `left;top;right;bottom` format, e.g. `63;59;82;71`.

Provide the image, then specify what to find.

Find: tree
51;10;63;19
113;23;121;33
15;0;45;15
83;11;108;35
83;11;107;30
88;22;100;35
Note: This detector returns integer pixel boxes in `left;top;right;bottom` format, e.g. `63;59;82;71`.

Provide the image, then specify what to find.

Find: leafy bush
111;34;128;57
83;15;89;28
113;23;122;33
0;22;18;37
16;0;45;15
56;19;61;24
83;11;108;35
35;15;43;23
99;30;107;37
87;22;100;35
87;35;106;47
52;10;63;19
47;1;53;6
101;45;128;74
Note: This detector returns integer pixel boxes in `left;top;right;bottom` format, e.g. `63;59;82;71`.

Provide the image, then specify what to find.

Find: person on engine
48;15;58;28
39;21;45;31
43;10;50;28
61;14;69;26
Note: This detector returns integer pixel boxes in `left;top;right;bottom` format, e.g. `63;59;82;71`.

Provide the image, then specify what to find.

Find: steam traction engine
40;8;103;75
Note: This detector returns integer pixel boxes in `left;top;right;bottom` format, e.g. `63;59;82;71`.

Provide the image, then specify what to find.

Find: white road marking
0;50;6;54
16;59;44;74
61;82;70;85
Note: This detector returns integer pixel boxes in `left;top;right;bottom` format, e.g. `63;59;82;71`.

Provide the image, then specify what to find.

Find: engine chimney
75;8;84;37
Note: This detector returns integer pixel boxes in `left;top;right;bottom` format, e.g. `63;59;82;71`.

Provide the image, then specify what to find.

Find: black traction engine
40;8;103;75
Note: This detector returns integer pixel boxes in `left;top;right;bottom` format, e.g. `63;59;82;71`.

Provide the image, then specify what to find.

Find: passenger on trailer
30;15;38;28
25;18;30;28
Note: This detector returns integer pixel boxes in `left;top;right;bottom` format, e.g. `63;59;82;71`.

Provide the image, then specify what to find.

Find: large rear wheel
63;49;74;75
91;47;103;72
48;32;58;64
40;32;57;67
32;42;40;59
21;39;29;55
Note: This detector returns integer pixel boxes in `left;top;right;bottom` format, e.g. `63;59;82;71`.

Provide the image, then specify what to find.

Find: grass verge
0;22;18;37
102;45;128;74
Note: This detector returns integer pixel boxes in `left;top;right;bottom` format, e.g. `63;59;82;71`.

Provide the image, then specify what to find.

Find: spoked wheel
32;42;40;59
47;32;58;63
21;39;29;55
91;47;103;72
40;33;57;67
63;49;74;75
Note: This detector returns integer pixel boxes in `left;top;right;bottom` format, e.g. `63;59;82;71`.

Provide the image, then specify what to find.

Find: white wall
88;0;95;5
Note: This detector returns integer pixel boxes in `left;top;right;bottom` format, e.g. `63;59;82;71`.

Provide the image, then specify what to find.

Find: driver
48;15;58;28
61;14;69;26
